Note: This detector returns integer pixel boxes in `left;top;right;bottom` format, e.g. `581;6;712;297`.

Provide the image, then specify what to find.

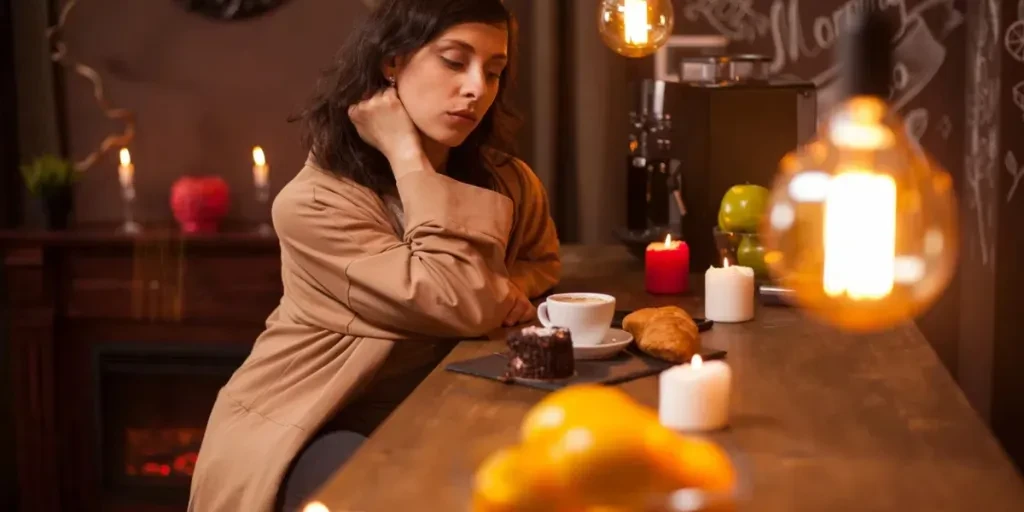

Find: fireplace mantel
0;227;281;512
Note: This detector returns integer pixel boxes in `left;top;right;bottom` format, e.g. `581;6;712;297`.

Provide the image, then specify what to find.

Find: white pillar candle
659;355;731;432
704;261;755;323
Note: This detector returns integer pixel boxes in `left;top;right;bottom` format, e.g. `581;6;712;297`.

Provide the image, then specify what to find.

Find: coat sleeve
507;162;562;299
274;170;516;338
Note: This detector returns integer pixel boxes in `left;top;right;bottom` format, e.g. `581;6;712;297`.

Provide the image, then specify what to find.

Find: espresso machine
617;55;817;273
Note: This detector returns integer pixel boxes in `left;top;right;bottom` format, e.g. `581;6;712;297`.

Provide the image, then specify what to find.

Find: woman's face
390;22;509;148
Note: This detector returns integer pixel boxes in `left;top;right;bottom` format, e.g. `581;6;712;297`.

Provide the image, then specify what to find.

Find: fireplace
94;345;248;507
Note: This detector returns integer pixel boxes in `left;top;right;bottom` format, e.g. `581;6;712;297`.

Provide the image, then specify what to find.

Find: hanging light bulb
759;12;958;332
597;0;674;58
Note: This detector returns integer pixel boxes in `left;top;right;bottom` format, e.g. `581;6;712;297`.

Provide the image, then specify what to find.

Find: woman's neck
420;136;449;174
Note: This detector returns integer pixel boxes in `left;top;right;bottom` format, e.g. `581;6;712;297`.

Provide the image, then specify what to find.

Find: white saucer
573;328;634;360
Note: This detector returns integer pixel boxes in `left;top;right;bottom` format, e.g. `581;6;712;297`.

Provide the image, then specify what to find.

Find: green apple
737;234;768;278
718;184;770;233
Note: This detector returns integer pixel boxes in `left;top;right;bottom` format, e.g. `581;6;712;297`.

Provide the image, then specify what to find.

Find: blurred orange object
475;384;737;511
643;427;736;494
540;414;678;507
472;445;580;512
521;385;654;447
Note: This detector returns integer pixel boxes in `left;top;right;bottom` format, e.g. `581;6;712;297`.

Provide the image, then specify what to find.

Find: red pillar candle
645;235;690;294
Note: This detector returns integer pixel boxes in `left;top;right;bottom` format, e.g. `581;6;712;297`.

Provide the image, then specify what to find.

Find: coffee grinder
617;55;818;274
622;81;684;243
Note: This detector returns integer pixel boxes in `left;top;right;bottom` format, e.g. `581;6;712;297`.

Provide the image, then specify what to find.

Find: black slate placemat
445;347;727;391
445;310;722;391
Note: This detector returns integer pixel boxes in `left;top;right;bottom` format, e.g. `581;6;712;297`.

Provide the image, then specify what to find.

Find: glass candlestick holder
118;181;142;234
254;179;273;236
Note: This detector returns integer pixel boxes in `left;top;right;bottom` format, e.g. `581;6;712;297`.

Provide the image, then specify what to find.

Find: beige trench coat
187;154;561;511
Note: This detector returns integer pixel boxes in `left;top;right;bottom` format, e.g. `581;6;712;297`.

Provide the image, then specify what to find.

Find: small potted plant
20;154;80;230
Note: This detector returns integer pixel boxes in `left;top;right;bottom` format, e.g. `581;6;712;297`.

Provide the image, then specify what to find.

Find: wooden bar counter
314;246;1024;511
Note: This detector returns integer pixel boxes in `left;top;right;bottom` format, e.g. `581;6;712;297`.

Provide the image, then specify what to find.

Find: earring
387;75;396;86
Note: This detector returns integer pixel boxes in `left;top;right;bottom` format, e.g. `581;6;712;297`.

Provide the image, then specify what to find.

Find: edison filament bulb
760;13;958;332
597;0;674;58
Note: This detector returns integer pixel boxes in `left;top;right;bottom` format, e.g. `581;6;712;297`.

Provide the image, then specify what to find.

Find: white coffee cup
537;293;616;346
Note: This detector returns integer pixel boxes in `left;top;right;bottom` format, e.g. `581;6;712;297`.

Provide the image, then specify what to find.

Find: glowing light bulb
623;0;649;45
761;96;958;332
821;169;897;301
597;0;674;58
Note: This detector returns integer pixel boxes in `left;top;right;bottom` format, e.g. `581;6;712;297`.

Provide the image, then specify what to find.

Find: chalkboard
671;0;1024;470
671;0;967;372
992;0;1024;470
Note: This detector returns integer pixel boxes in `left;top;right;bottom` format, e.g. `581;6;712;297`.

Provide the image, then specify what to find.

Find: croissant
622;306;700;363
621;307;666;340
622;306;690;339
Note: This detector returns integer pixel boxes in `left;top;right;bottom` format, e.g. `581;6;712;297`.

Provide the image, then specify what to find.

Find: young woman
188;1;560;511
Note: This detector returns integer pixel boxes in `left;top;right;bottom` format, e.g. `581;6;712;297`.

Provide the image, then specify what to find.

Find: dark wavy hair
294;0;519;195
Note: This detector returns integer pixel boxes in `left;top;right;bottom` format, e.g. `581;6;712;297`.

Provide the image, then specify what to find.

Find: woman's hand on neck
387;132;449;181
388;134;449;182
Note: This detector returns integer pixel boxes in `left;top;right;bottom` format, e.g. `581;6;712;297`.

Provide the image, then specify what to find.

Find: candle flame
302;502;330;512
664;234;672;245
119;148;131;166
253;146;266;166
691;354;703;368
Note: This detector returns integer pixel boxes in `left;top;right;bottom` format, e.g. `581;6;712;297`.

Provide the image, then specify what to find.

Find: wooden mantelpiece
0;227;281;512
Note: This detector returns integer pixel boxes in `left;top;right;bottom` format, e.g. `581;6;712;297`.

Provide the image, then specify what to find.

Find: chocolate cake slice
505;326;575;380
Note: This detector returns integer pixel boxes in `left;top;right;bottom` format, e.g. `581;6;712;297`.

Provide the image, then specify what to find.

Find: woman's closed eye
441;55;502;80
485;67;503;81
441;56;465;70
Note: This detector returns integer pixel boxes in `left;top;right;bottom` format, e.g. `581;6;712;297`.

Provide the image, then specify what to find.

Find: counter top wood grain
313;246;1024;511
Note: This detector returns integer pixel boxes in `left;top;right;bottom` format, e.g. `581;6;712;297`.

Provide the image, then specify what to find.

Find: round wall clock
177;0;290;21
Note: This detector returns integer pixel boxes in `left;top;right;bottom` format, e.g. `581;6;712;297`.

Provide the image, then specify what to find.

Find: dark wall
60;1;364;225
55;1;538;226
1;1;19;509
503;0;536;168
1;0;17;227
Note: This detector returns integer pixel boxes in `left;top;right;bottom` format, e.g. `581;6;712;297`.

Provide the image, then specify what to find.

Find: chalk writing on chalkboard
1012;82;1024;120
939;115;952;140
682;0;770;42
965;0;1000;266
1006;2;1024;124
1005;1;1024;62
1005;152;1024;203
904;108;929;143
682;0;963;116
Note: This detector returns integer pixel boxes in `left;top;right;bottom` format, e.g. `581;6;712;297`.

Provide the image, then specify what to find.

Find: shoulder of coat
274;160;388;221
483;148;543;197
